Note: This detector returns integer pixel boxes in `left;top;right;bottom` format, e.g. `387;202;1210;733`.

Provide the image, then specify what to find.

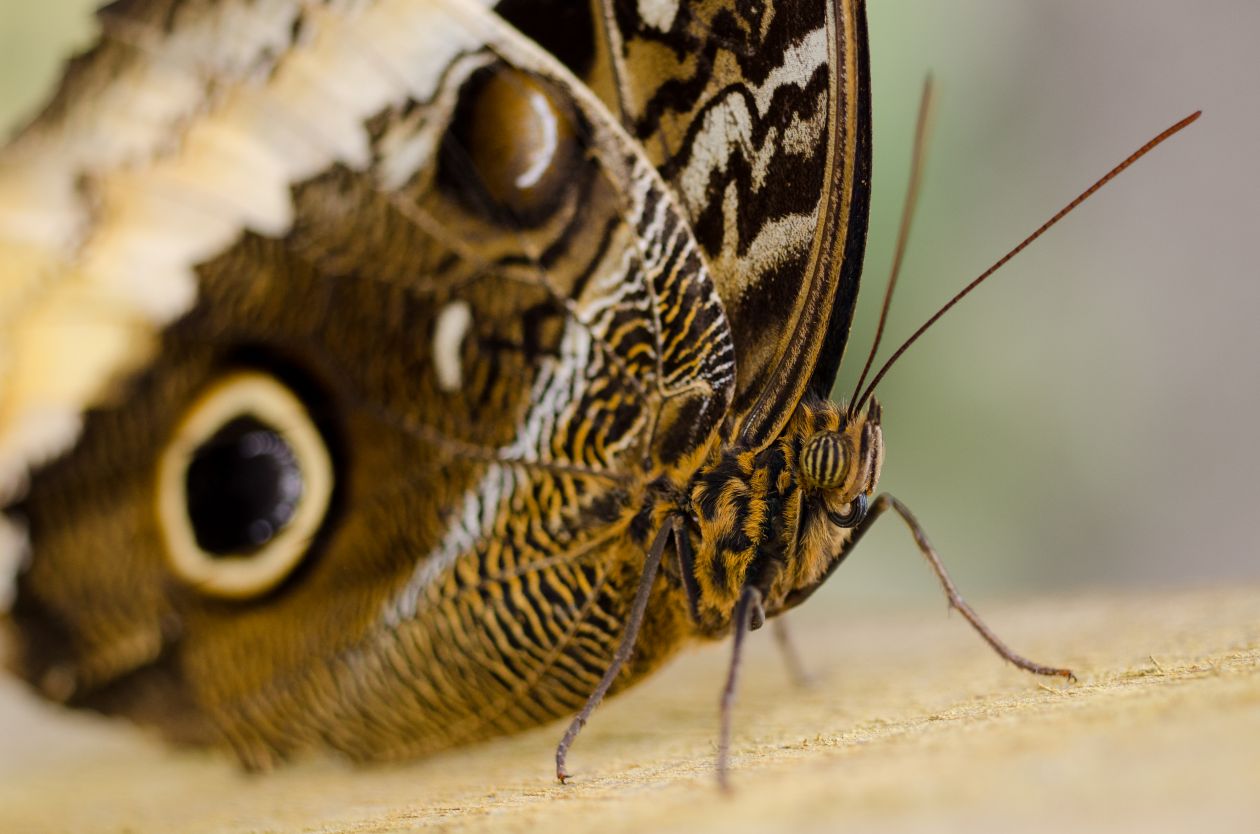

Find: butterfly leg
716;582;765;792
770;616;815;688
554;515;681;783
864;494;1075;681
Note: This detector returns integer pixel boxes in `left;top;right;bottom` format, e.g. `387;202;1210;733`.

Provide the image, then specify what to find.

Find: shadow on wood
2;586;1257;833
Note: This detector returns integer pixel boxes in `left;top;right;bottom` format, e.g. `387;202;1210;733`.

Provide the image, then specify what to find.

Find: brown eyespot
155;372;333;599
441;65;578;223
800;431;850;490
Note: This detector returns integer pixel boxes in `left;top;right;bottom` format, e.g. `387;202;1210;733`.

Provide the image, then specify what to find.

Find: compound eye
156;372;333;599
801;431;849;490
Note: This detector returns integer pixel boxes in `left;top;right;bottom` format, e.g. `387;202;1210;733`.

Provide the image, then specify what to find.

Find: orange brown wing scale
3;0;877;768
0;0;1143;792
4;0;739;768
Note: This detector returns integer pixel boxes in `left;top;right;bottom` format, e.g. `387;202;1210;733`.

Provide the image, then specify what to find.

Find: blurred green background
0;1;1255;613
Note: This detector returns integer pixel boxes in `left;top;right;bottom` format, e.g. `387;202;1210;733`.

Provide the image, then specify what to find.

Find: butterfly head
768;395;885;608
798;397;884;515
686;396;884;632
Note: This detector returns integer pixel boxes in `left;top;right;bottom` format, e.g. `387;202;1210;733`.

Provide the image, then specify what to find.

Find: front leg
782;493;1073;680
867;494;1075;680
554;515;682;782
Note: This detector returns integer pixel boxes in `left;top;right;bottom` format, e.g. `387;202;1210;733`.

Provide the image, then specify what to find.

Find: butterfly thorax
683;397;884;637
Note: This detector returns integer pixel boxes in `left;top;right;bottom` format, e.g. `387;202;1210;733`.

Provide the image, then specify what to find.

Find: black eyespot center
157;370;335;599
185;416;303;556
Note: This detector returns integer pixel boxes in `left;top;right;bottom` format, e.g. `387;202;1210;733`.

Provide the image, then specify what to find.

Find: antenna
849;75;936;410
853;110;1202;415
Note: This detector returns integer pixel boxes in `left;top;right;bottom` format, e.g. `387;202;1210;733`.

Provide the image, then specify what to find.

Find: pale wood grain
2;585;1257;834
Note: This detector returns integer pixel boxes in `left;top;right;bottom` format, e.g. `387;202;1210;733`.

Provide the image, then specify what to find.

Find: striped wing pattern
2;0;865;765
583;0;870;446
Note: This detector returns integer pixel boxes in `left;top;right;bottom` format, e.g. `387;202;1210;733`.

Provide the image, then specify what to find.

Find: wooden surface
2;585;1258;833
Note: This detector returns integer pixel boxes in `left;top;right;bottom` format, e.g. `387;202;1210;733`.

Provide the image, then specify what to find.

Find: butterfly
0;0;1194;788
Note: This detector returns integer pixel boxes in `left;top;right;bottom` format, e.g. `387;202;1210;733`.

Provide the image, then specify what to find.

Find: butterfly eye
155;372;333;599
442;66;578;222
800;431;850;490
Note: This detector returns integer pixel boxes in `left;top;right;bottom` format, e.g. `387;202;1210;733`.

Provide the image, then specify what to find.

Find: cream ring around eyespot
155;372;333;599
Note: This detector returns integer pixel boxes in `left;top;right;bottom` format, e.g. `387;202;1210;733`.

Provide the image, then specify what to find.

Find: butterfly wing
535;0;875;449
2;0;733;764
2;0;870;764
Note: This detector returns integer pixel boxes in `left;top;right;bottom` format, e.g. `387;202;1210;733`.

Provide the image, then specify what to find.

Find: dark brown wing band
735;0;872;450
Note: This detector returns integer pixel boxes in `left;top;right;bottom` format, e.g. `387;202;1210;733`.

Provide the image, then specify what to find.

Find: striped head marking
799;397;884;511
686;396;885;632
